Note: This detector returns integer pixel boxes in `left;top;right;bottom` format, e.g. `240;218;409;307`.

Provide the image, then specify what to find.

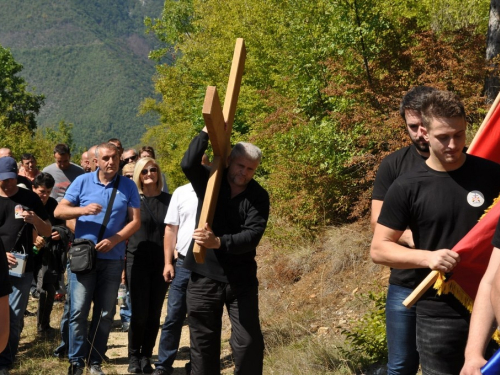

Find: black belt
177;254;185;260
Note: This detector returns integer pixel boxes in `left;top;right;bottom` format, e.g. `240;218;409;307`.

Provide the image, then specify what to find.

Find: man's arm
371;199;414;248
95;206;140;253
460;248;500;375
54;199;103;220
370;223;460;272
163;224;179;282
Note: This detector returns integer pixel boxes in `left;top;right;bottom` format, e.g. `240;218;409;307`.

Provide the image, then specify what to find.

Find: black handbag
68;176;120;274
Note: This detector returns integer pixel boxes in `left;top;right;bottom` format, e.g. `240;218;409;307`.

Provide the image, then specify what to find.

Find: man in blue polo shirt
55;143;141;375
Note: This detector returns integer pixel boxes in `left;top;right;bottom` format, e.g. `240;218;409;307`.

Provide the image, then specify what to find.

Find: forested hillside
141;0;494;234
0;0;163;148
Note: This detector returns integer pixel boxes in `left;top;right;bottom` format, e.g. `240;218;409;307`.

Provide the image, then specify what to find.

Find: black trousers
37;279;58;331
187;273;264;375
126;250;168;358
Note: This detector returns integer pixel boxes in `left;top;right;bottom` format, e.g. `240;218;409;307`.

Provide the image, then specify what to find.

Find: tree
0;45;44;131
485;0;500;102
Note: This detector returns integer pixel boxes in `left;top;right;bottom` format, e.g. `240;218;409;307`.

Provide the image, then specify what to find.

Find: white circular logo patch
467;190;485;207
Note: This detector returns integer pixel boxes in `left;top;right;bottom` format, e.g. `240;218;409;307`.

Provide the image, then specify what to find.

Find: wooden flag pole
402;270;439;308
193;38;246;264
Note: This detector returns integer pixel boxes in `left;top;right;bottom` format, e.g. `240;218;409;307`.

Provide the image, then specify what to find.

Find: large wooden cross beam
193;38;246;263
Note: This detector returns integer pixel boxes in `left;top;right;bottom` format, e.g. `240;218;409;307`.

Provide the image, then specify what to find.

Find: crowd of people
6;86;500;375
0;132;270;375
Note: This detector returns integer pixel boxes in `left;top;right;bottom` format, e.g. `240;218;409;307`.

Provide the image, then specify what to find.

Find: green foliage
341;291;387;365
0;0;163;148
0;45;44;131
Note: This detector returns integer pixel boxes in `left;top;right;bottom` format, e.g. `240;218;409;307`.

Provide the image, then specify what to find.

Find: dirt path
105;300;191;375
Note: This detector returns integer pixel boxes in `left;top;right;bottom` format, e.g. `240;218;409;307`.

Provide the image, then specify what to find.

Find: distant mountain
0;0;164;148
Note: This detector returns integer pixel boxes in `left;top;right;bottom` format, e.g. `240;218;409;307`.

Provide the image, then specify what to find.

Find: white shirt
164;183;198;256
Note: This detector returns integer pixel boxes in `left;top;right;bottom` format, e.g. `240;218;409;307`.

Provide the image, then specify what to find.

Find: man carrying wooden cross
180;124;269;374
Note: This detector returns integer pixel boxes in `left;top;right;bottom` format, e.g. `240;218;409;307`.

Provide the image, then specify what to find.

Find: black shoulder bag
68;176;120;274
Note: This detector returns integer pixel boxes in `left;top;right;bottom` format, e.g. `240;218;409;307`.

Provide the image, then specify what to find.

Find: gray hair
230;142;262;163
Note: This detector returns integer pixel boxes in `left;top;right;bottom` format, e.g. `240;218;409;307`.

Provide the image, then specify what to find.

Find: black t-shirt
372;145;427;288
126;192;171;257
45;196;63;226
0;240;12;297
379;155;500;317
0;188;49;273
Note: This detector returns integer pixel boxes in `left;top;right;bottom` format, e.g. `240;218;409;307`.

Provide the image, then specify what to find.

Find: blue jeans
385;284;419;375
155;257;191;371
0;272;33;369
68;259;123;368
120;290;131;324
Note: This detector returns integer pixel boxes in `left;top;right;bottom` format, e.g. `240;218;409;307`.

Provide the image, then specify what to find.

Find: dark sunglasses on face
125;155;137;162
141;167;158;175
125;174;134;179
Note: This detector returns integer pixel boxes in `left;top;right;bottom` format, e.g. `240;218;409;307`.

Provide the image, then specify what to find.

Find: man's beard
412;138;429;153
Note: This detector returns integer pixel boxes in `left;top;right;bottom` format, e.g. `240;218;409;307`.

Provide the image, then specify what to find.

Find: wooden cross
193;38;246;263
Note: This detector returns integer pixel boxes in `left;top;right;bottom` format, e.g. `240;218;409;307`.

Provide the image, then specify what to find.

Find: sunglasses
125;155;137;162
124;174;134;179
141;167;158;175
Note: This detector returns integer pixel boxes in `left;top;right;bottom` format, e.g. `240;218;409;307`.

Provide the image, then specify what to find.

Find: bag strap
97;175;120;243
11;222;27;253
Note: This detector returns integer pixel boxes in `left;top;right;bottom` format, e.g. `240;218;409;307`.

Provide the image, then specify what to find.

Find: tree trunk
485;0;500;103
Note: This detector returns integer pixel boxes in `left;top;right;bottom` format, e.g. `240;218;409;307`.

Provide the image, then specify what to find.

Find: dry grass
9;221;387;374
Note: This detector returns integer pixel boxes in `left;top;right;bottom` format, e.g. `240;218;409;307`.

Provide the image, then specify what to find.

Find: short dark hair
54;143;70;156
140;146;156;159
399;86;437;121
421;90;466;128
21;153;36;162
33;172;55;189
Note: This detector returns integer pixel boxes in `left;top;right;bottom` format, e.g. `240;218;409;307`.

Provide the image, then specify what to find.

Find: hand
34;236;46;249
163;263;175;283
192;223;221;249
427;249;460;272
83;203;103;216
460;356;486;375
21;210;38;224
51;231;60;241
6;252;17;267
96;238;114;253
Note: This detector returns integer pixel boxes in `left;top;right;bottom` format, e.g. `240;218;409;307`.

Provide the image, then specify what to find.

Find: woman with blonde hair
126;157;171;374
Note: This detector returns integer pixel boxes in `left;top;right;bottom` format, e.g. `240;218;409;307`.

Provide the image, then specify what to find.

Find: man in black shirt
179;127;270;375
371;90;500;374
0;157;51;373
371;86;436;375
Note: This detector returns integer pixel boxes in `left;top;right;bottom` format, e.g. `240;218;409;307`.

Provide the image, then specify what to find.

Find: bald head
0;148;13;158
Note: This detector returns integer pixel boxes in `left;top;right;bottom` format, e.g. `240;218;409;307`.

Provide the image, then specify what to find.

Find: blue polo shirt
64;169;140;260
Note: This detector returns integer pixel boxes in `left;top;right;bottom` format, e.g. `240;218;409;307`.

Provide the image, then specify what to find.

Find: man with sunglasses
177;127;269;375
122;149;138;165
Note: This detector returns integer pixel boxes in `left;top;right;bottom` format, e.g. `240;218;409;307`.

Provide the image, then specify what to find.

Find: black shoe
141;357;154;374
127;356;141;374
185;361;191;375
53;348;67;359
88;364;105;375
121;322;130;332
24;309;36;317
151;369;170;375
67;364;84;375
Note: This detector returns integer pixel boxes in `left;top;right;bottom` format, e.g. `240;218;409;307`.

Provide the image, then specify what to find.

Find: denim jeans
68;259;123;368
120;290;131;324
155;257;191;371
0;272;33;369
416;313;468;375
187;273;264;375
385;284;419;375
